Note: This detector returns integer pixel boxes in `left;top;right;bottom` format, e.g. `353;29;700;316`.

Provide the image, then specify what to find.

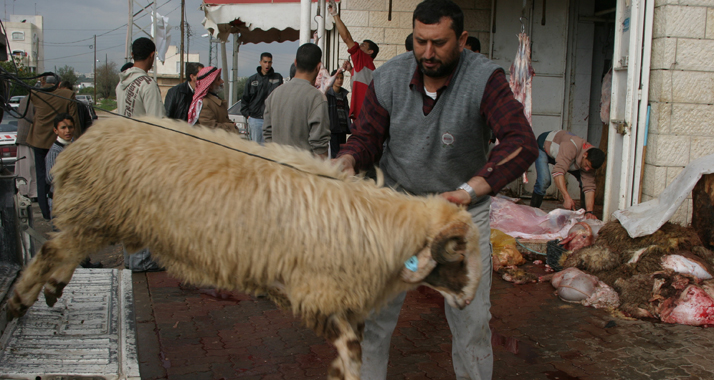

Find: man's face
211;77;225;93
581;157;593;172
189;66;204;85
359;41;373;57
413;17;466;78
54;120;75;141
260;56;273;73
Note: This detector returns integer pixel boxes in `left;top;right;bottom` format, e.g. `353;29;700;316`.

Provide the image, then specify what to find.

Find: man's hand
341;59;352;73
440;190;471;206
327;0;338;16
584;212;598;220
332;155;356;176
562;197;576;211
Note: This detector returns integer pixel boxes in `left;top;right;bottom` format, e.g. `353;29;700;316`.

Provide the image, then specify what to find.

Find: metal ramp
0;268;140;380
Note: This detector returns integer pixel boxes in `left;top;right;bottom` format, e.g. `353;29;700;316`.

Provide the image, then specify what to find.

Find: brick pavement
133;264;714;380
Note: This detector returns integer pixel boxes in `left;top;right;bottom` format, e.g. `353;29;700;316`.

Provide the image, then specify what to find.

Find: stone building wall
644;0;714;224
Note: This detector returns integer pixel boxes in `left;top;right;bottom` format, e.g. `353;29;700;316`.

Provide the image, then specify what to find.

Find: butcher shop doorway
492;0;617;207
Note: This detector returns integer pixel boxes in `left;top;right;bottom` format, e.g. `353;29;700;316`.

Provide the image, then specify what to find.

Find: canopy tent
200;0;336;44
200;0;338;104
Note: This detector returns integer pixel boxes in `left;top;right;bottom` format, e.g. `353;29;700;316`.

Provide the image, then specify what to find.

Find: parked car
0;121;17;171
227;100;249;139
8;95;25;110
76;95;94;105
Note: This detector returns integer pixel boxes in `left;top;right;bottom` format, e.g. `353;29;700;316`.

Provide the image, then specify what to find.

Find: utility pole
179;0;185;82
125;0;133;62
208;38;212;66
93;34;97;102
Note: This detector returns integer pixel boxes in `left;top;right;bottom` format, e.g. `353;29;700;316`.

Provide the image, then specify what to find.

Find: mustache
420;57;442;64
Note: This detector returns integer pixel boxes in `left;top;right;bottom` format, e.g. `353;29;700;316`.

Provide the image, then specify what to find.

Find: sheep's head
401;215;482;309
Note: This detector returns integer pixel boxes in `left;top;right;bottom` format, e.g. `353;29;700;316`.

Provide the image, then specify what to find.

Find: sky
5;0;299;78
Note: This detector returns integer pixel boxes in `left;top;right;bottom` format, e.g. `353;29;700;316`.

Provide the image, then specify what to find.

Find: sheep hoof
44;281;67;307
6;292;30;321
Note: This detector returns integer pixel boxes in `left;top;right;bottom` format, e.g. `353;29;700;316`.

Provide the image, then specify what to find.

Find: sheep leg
326;316;362;380
7;235;89;320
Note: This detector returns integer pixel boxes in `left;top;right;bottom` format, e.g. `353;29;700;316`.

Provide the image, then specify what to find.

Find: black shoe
80;258;104;268
530;193;544;208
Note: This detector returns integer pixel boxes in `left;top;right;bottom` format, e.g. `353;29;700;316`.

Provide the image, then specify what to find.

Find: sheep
6;117;483;380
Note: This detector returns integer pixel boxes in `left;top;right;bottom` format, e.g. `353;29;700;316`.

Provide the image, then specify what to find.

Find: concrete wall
336;0;492;87
644;0;714;225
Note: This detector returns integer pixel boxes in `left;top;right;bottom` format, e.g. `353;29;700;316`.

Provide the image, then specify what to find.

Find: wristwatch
457;183;477;203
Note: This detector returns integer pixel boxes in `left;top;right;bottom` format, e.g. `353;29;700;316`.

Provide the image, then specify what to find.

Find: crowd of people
11;0;608;377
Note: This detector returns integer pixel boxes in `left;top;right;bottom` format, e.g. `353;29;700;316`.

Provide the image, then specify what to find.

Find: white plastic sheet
151;12;171;63
613;153;714;238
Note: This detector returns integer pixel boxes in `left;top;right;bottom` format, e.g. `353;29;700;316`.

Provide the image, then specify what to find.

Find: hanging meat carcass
509;32;535;126
509;31;535;184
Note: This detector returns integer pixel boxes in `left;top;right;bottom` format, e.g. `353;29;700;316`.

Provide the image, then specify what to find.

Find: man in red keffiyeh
187;66;237;132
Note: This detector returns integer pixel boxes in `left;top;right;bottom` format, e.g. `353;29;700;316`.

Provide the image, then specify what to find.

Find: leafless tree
96;62;119;99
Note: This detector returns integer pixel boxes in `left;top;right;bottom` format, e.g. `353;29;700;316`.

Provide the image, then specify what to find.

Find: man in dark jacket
240;52;283;144
164;62;204;120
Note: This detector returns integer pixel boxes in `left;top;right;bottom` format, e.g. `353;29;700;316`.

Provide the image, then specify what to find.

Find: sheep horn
431;221;469;263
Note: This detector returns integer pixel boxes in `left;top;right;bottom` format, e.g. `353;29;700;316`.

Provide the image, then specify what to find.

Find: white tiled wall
645;2;714;225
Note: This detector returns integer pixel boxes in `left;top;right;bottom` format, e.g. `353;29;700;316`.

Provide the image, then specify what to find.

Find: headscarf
187;66;221;125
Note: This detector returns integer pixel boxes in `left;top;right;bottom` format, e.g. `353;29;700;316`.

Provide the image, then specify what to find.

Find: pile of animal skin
493;217;714;326
553;221;714;326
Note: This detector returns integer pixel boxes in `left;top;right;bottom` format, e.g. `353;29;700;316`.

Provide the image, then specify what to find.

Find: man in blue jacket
240;52;283;144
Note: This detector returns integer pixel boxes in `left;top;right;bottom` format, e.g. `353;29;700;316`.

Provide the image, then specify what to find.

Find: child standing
46;113;102;268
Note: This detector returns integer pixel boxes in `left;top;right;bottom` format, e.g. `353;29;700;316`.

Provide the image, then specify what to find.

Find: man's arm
328;2;355;47
164;87;176;118
308;99;331;158
145;82;166;118
441;70;538;205
554;175;576;210
584;191;597;219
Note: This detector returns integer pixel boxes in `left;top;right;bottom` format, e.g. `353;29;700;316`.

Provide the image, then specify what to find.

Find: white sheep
7;117;482;380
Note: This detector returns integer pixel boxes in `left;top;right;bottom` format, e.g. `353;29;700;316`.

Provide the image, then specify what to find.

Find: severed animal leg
326;315;362;380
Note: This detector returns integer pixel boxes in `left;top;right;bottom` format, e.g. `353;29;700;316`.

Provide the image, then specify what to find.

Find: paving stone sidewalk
132;265;714;380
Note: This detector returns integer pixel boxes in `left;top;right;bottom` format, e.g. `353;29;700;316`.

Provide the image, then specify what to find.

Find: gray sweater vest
373;50;501;196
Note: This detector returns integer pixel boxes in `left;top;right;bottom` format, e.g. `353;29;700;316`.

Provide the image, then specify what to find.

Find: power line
40;43;125;62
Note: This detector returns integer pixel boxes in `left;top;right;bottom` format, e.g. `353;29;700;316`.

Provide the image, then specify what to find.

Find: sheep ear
431;221;469;264
400;247;437;283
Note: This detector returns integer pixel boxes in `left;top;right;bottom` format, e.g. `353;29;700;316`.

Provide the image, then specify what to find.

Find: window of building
12;31;24;41
176;62;180;73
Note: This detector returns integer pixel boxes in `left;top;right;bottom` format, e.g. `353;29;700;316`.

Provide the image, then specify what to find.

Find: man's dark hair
405;33;413;51
587;148;606;169
186;62;204;78
363;39;379;59
466;36;481;52
53;112;74;129
60;81;73;90
295;43;322;72
289;62;297;79
120;62;134;72
260;52;273;60
413;0;464;38
131;37;156;61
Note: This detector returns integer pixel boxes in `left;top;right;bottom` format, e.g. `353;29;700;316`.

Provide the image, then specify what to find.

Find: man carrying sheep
334;0;538;378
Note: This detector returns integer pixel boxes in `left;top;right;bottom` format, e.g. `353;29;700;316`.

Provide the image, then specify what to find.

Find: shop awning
201;0;337;44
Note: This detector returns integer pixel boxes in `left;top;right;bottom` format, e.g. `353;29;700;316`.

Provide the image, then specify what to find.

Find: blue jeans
534;132;584;197
248;117;264;145
533;149;552;196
